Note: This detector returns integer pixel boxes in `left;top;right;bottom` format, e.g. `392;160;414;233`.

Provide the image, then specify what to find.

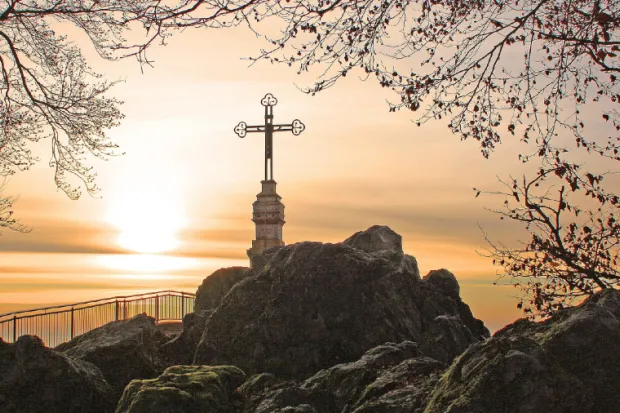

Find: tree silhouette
0;0;243;230
0;184;27;233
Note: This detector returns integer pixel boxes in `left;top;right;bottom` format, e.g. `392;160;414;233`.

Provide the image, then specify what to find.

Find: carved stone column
247;180;285;266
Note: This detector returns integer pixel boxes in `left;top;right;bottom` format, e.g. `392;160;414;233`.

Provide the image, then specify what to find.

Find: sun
106;187;186;254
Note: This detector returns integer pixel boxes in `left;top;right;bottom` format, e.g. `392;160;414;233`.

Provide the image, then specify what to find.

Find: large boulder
343;225;402;254
115;365;246;413
423;269;460;299
194;266;253;312
343;225;418;274
194;226;487;379
57;314;164;399
0;335;113;413
425;289;620;413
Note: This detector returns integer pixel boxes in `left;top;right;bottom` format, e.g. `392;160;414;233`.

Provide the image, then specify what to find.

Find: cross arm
234;122;262;138
272;120;305;135
234;119;305;138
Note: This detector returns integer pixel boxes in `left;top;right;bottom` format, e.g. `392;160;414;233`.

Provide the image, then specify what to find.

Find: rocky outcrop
194;266;253;312
239;341;445;413
115;365;246;413
0;335;113;413
425;289;620;413
194;226;488;379
56;314;164;399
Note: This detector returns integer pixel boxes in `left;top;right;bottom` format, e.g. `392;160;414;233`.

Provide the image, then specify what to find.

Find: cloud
0;220;127;255
0;281;148;293
172;249;248;260
0;175;525;264
179;227;252;244
286;198;524;249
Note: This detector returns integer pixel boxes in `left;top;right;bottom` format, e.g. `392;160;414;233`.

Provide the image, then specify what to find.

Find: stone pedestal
247;180;285;266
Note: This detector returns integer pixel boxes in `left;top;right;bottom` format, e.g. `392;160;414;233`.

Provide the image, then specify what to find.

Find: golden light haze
0;24;532;332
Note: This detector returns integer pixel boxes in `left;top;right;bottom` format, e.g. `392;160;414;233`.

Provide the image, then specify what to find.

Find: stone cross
234;93;305;180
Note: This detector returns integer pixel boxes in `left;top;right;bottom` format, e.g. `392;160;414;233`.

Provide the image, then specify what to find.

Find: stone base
247;180;286;267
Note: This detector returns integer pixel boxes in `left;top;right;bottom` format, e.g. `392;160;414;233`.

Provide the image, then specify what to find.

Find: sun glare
105;186;187;254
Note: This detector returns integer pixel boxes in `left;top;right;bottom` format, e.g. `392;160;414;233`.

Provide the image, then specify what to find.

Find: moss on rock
115;365;245;413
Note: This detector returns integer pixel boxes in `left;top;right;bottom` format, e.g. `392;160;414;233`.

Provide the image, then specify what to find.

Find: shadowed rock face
193;226;488;380
299;341;439;413
425;289;620;413
115;365;246;413
236;290;620;413
160;310;213;365
56;314;163;400
423;269;460;299
238;341;446;413
159;266;253;365
194;266;253;313
0;335;113;413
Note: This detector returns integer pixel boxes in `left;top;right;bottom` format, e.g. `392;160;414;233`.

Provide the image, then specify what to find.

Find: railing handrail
0;290;194;319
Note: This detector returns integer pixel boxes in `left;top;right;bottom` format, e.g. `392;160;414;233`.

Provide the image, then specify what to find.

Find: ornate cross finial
234;93;305;181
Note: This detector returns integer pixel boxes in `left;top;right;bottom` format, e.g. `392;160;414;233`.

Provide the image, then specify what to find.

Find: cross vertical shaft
265;102;274;180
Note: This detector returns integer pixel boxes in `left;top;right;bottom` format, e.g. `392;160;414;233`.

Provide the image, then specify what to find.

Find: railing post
12;315;17;342
70;307;75;340
115;300;119;321
181;292;186;318
155;295;159;322
123;300;127;320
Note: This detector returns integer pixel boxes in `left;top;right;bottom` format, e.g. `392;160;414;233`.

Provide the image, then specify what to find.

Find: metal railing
0;290;195;348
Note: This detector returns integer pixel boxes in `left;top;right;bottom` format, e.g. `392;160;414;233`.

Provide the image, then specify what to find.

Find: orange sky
0;24;539;332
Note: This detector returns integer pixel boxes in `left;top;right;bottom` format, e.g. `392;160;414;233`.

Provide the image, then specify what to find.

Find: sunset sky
0;23;537;332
